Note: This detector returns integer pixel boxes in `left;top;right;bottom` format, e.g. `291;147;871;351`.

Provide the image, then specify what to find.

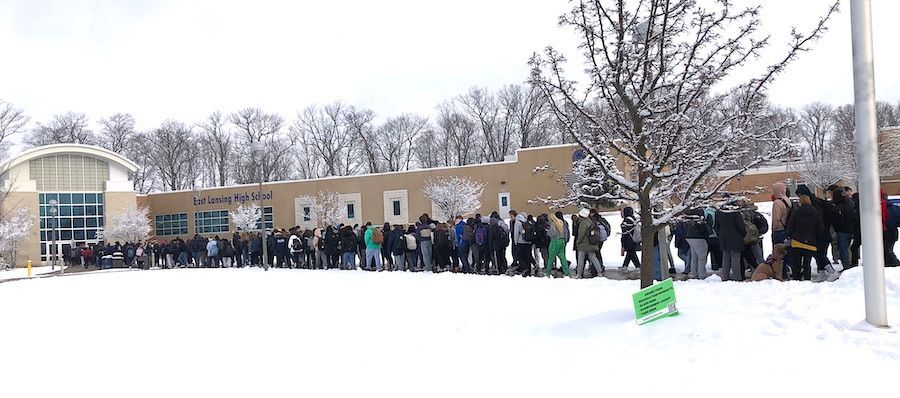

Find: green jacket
575;219;599;252
364;226;381;249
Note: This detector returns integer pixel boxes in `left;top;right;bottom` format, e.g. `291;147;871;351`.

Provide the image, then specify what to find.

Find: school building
2;142;898;267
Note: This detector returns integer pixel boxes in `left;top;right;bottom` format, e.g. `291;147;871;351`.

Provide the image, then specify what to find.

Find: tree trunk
639;195;656;289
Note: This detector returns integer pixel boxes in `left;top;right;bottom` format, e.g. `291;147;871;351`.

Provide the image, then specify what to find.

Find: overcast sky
1;0;898;137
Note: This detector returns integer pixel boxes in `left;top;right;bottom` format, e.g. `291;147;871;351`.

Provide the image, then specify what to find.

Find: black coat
715;210;746;252
786;205;825;248
340;229;357;253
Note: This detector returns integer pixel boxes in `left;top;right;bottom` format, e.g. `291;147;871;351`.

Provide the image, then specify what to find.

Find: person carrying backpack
620;207;641;270
389;224;406;271
206;237;219;268
533;214;551;276
715;203;746;281
363;224;384;272
546;212;571;277
831;190;856;270
574;208;603;278
289;230;304;268
416;215;436;272
433;223;452;272
488;214;510;275
786;194;825;280
472;216;491;274
512;212;535;276
340;225;358;270
455;217;473;273
404;225;419;271
684;208;709;279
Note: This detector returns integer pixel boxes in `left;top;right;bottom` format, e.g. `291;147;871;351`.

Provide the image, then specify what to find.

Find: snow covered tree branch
100;206;152;244
298;190;344;228
230;202;262;232
0;208;33;270
422;176;485;220
529;0;837;288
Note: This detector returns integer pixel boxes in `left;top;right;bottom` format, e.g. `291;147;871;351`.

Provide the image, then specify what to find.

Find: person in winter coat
455;217;471;273
324;226;339;269
533;214;551;276
751;244;786;282
831;189;856;270
206;237;220;268
433;222;452;272
489;213;510;275
357;223;370;269
363;224;384;272
404;225;419;272
786;194;825;280
620;207;641;269
340;225;358;270
448;218;459;271
574;208;603;278
289;230;304;268
512;212;535;276
771;182;792;246
416;215;436;272
795;185;835;274
312;228;326;269
684;208;709;279
219;237;234;268
715;204;747;281
546;211;571;277
473;216;492;274
850;192;862;268
273;230;289;268
388;224;406;271
231;232;243;268
381;222;393;270
882;189;900;267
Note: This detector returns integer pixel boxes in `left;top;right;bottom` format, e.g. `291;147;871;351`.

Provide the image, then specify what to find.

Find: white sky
1;0;898;136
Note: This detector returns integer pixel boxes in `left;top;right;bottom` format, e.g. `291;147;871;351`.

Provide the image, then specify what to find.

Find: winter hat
578;208;590;218
795;185;812;197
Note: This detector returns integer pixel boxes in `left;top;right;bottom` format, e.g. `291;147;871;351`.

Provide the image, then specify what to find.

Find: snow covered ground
2;266;899;398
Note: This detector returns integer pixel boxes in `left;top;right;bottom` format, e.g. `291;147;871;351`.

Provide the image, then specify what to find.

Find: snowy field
2;266;899;398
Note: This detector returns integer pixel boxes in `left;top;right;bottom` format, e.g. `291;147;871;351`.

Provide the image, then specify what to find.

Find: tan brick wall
1;191;40;267
144;145;580;239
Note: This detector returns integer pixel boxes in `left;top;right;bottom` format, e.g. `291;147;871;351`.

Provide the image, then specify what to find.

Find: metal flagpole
850;0;888;327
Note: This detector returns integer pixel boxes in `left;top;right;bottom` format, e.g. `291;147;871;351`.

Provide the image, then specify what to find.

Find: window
501;196;508;207
392;200;401;216
155;213;189;236
256;206;274;231
38;192;105;262
347;203;355;219
194;210;229;234
303;206;311;222
29;155;110;191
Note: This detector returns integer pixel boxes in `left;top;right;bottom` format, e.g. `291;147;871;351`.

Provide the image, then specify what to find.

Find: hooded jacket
772;182;791;232
513;213;531;245
786;203;825;248
715;208;747;252
620;207;640;251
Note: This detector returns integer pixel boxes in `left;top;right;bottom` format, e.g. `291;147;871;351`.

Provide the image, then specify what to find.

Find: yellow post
27;259;32;277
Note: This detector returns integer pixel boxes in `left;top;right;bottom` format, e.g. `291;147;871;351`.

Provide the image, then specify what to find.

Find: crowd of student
65;183;900;280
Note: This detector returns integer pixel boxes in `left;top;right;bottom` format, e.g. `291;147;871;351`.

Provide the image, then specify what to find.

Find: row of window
154;207;274;236
39;193;104;205
39;204;103;217
40;229;99;243
40;216;104;229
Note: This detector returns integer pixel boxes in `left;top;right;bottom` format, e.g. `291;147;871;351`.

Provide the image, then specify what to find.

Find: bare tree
148;120;197;191
458;87;512;162
292;103;358;177
126;132;157;194
0;100;29;159
530;0;837;288
375;114;429;172
97;113;136;152
499;84;554;149
230;107;291;183
799;102;834;162
434;101;482;166
25;112;95;147
344;106;380;174
198;111;233;186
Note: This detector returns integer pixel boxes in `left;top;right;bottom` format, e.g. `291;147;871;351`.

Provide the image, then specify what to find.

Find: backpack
598;218;611;240
753;212;769;235
372;228;384;244
434;229;450;247
743;219;760;245
630;220;642;243
126;247;135;258
887;202;900;229
588;220;607;245
522;220;537;242
292;237;302;251
404;234;417;250
475;224;488;246
317;236;326;250
778;198;793;227
493;224;510;248
463;225;475;242
533;224;549;246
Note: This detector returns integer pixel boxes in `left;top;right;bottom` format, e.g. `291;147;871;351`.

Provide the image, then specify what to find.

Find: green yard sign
632;278;678;325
